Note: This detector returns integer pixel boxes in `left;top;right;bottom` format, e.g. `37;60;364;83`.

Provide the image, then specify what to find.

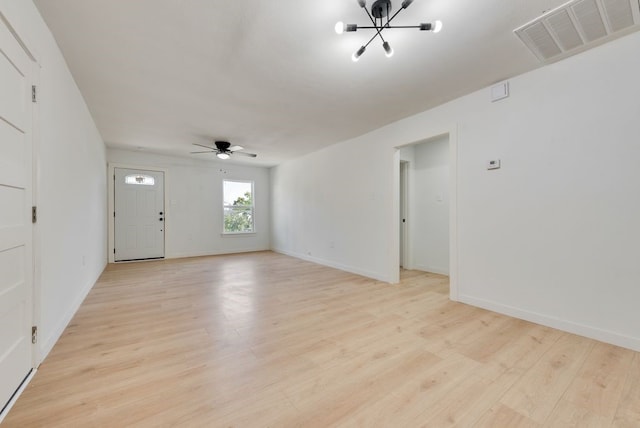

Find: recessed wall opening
394;130;457;300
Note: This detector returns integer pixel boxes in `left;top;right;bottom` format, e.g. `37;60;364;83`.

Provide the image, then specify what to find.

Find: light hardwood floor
4;251;639;427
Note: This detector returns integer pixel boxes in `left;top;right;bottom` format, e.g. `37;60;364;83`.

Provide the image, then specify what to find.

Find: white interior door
0;17;34;414
114;168;165;261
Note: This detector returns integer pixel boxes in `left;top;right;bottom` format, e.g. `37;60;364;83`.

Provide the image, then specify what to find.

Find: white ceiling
34;0;569;166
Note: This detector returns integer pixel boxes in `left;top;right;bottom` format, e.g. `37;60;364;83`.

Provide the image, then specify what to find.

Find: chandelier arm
363;6;386;43
377;17;387;42
362;28;384;51
362;14;394;50
381;6;405;29
363;6;376;26
387;2;391;27
355;25;422;29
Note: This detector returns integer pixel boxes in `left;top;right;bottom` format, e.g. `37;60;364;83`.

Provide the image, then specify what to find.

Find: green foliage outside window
224;191;253;233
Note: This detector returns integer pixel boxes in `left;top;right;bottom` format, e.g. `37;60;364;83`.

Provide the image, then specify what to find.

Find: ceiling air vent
515;0;640;62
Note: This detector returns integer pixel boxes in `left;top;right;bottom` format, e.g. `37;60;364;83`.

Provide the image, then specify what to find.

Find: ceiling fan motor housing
215;141;231;152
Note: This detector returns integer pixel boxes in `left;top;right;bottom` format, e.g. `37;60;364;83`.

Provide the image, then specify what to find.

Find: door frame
108;163;168;263
399;160;411;269
392;125;458;301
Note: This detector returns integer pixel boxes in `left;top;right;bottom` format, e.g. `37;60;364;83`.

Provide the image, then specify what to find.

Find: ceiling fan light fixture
357;0;366;8
335;21;345;34
401;0;414;9
191;141;257;159
433;20;443;33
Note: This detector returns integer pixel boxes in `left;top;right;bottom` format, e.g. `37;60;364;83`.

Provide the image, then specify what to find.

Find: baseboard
0;368;36;424
413;264;449;276
39;263;106;362
167;247;270;259
271;247;393;283
459;294;640;352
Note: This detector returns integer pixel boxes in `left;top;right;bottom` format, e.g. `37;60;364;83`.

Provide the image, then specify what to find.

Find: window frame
222;179;255;235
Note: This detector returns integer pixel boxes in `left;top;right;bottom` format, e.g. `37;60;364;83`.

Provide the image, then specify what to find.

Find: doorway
114;168;165;261
395;130;456;298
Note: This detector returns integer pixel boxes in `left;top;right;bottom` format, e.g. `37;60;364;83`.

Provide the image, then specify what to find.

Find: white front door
114;168;165;261
0;17;35;413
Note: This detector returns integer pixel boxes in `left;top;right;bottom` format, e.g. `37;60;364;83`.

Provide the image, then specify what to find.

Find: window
223;180;254;234
125;174;155;186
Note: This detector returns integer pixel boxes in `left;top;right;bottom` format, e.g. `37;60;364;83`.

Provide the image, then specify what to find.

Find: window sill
221;232;257;237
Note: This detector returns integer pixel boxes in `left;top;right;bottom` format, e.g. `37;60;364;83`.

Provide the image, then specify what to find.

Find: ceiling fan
190;141;257;160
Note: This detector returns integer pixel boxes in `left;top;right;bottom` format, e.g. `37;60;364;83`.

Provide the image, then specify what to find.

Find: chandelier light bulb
433;20;443;33
401;0;414;9
335;21;345;34
352;46;366;62
383;41;394;58
217;153;230;160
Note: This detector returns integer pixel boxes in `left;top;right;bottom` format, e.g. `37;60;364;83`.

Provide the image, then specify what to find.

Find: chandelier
335;0;442;61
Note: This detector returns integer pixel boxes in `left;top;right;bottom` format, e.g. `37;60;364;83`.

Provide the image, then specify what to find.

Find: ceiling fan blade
233;151;257;158
192;143;215;150
228;145;244;151
190;150;216;154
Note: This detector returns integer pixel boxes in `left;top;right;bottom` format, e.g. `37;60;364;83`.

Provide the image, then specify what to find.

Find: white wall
403;136;450;275
271;139;396;280
1;1;108;360
271;31;640;351
108;149;270;258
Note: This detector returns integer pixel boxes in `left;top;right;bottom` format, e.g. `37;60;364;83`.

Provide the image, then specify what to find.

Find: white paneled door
0;17;35;414
114;168;165;261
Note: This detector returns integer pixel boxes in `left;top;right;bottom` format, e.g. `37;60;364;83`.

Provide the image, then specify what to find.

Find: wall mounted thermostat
487;159;501;170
